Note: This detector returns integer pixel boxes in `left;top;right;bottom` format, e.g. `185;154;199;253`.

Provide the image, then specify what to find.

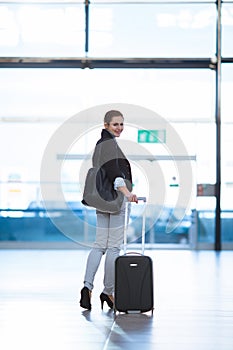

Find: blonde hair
104;110;123;124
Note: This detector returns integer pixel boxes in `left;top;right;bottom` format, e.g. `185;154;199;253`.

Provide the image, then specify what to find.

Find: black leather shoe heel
80;287;91;310
100;292;113;310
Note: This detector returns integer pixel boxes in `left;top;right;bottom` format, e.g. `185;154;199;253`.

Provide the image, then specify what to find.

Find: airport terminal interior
0;1;233;349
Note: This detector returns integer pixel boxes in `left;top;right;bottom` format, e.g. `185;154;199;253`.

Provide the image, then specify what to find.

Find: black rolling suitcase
115;197;154;314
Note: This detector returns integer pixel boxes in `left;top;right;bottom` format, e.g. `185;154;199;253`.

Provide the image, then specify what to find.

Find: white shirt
114;177;126;190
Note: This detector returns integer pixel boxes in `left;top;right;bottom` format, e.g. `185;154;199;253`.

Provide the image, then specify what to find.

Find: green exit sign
138;129;166;143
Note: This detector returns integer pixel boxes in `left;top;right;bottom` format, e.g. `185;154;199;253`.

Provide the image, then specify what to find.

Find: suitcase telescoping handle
123;196;147;255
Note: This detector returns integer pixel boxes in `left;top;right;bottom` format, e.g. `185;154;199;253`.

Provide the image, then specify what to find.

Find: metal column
215;0;222;251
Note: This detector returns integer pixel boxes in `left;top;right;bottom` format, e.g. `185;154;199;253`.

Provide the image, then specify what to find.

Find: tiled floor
0;249;233;350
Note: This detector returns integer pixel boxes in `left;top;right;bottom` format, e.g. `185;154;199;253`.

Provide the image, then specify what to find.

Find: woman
80;110;138;310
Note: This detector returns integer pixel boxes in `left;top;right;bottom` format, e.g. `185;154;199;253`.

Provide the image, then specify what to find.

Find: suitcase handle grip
137;196;146;202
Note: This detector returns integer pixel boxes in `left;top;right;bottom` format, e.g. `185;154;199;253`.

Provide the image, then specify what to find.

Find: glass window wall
221;64;233;245
0;0;232;248
222;3;233;57
0;68;215;121
0;2;85;57
88;2;216;57
0;1;217;58
0;67;215;246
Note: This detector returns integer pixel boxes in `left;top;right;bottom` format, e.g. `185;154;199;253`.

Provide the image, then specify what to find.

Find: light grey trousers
83;198;129;295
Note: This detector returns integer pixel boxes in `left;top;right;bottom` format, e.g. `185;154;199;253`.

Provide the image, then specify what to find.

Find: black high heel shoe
100;292;114;310
80;287;91;310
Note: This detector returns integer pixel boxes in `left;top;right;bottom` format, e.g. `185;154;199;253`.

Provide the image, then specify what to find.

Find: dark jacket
92;129;132;192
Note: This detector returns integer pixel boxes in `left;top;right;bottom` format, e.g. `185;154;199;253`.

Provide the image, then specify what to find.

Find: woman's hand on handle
117;185;138;203
126;193;138;203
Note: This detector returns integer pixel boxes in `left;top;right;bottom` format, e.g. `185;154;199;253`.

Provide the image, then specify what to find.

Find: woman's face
105;116;124;137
